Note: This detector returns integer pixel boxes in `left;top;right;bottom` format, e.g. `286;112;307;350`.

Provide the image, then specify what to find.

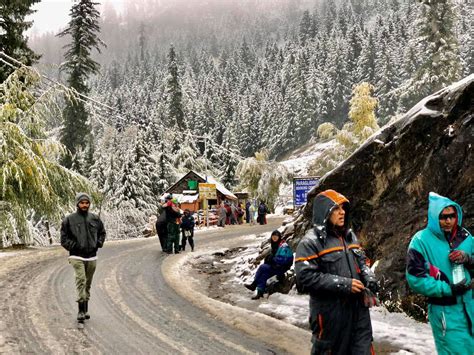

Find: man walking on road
406;192;473;354
295;189;377;355
60;193;106;323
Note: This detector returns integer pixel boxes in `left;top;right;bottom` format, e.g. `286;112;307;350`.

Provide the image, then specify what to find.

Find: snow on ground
0;251;20;258
215;232;436;355
280;140;337;176
275;139;336;214
370;307;435;354
194;225;222;233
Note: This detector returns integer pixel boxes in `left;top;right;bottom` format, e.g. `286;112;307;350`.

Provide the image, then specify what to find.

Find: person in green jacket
406;192;473;355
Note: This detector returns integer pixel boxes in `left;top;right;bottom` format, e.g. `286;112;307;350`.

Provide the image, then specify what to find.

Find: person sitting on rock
245;230;294;299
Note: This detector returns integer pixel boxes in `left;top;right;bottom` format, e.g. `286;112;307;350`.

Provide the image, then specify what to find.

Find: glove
449;250;471;264
366;280;379;294
450;281;471;296
363;288;380;308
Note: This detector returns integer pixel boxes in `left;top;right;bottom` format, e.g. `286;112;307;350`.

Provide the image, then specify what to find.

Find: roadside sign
198;183;217;200
293;177;320;207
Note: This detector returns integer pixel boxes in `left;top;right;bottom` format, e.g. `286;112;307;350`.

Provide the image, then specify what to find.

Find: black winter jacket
60;211;106;258
295;191;375;301
181;214;195;230
295;228;374;300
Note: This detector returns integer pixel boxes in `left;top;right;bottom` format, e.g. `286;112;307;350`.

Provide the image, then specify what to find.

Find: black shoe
84;301;90;320
244;282;257;291
77;302;86;321
251;291;264;300
175;251;180;254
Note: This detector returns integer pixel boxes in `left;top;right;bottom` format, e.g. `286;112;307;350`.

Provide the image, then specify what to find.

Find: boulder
294;75;474;316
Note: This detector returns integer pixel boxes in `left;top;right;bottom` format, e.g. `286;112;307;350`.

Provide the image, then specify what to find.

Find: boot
251;290;264;300
77;302;85;322
244;281;257;291
84;301;90;320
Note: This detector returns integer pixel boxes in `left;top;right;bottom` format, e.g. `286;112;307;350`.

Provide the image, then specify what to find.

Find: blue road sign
293;177;320;207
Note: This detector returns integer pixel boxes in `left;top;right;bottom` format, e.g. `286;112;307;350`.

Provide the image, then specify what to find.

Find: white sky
28;0;125;36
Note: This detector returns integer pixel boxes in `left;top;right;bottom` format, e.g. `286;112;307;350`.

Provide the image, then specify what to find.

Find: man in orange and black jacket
295;189;378;355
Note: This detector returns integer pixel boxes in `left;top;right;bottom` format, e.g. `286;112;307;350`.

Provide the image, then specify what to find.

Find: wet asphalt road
0;219;287;354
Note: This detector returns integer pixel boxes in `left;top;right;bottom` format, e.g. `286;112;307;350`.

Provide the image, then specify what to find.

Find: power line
191;134;244;160
1;51;119;115
2;51;249;163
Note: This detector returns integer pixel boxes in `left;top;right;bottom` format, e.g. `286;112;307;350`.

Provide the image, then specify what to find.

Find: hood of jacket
427;192;463;238
312;189;350;231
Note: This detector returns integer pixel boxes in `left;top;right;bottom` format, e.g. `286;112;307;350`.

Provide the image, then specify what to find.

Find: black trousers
181;229;194;251
156;222;168;252
309;297;373;355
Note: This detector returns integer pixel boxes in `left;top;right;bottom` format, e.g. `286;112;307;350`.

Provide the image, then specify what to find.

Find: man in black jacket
60;193;106;323
156;195;171;252
165;198;182;254
295;189;378;355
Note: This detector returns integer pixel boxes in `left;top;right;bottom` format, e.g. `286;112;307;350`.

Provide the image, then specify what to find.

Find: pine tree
356;33;376;84
165;44;184;130
154;140;175;195
112;130;158;212
458;0;473;76
239;38;255;68
138;22;147;61
401;0;461;108
58;0;105;168
0;0;40;82
299;10;313;45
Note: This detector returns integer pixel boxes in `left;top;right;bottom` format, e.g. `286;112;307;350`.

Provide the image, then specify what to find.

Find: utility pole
196;134;210;228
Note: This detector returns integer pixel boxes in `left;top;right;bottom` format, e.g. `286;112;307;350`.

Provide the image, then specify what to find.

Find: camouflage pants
166;223;180;253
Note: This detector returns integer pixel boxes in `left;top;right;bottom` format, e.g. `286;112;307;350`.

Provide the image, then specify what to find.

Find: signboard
293;177;320;207
198;183;217;200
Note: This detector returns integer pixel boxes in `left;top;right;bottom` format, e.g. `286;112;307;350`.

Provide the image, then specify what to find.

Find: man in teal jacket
406;192;473;354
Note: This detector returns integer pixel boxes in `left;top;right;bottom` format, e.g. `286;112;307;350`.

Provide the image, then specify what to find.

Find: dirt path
0;219;291;354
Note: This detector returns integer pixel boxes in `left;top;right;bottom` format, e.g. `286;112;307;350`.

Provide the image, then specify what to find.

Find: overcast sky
28;0;125;36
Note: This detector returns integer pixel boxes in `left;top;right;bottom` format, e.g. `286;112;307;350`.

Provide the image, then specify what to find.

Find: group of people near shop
59;188;472;354
155;194;196;254
217;200;270;227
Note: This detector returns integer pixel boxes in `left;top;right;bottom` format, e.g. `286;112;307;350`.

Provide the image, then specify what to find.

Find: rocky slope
292;75;474;316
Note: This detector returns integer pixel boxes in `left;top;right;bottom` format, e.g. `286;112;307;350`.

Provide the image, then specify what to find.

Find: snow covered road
0;219;294;354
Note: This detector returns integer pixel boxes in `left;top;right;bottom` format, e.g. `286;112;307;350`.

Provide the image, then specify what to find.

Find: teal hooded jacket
406;192;473;354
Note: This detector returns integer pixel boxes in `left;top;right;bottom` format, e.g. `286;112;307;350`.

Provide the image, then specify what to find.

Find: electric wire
1;51;246;162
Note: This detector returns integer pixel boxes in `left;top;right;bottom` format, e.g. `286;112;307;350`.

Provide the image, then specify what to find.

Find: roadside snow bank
212;234;436;354
162;249;312;354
